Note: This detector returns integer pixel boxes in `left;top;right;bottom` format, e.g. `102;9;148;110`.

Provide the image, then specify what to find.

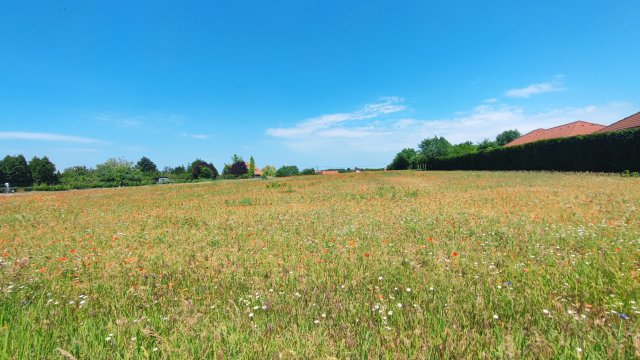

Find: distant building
245;162;263;177
320;170;339;175
505;121;605;147
156;177;171;184
596;111;640;133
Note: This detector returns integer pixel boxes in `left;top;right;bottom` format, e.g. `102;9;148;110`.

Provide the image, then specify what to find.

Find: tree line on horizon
0;153;327;191
387;129;520;170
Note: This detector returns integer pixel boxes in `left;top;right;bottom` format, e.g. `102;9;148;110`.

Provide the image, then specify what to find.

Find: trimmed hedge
426;128;640;172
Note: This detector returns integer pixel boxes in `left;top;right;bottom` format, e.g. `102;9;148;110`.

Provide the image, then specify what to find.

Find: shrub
276;165;299;177
261;165;276;178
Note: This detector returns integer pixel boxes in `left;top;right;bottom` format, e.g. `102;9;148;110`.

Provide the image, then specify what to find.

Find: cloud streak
96;113;146;128
181;133;210;139
266;96;406;139
505;80;565;98
0;132;107;144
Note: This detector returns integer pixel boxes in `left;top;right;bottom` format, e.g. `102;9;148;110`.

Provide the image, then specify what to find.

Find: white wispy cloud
96;112;185;129
266;96;406;139
97;113;146;128
505;79;566;98
265;97;634;157
59;148;101;153
0;132;106;144
181;133;210;139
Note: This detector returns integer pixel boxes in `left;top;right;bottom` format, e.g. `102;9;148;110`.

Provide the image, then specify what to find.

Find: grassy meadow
0;171;639;359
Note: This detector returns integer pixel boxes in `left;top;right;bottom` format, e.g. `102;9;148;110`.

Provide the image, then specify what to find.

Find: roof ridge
604;111;640;127
520;128;546;137
543;120;604;132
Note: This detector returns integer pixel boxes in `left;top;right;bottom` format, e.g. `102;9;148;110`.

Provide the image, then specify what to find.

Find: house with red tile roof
244;162;262;177
596;111;640;133
505;121;605;147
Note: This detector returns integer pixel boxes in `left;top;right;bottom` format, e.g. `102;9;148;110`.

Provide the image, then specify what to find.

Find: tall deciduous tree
495;129;521;146
95;158;138;186
1;155;32;186
388;148;417;170
231;154;243;163
248;156;256;177
189;159;218;179
229;161;248;177
136;156;158;173
29;156;57;184
418;137;452;160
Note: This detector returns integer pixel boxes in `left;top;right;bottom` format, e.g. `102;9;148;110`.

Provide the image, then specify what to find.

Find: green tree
189;160;218;179
275;165;299;177
1;155;32;186
29;156;57;184
199;166;212;179
388;148;417;170
170;165;186;175
477;139;498;151
136;156;158;173
248;156;256;177
449;141;478;157
495;129;521;146
59;166;100;189
95;158;141;186
261;165;276;178
229;161;248;177
301;168;316;175
418;136;452;160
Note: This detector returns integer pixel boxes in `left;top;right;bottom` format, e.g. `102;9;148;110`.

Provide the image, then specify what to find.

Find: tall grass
0;171;639;358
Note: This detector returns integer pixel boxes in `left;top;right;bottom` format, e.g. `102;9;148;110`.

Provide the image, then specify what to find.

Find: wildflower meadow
1;171;639;358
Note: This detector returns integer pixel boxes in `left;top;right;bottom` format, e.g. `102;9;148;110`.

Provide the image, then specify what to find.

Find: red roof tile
505;121;605;147
596;112;640;133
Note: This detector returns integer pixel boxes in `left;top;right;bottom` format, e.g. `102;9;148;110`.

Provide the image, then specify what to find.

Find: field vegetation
0;171;639;358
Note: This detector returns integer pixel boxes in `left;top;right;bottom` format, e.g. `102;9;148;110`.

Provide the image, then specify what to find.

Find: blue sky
1;1;639;170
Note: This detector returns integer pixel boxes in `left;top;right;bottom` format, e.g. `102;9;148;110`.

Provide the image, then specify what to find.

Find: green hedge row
426;128;640;172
